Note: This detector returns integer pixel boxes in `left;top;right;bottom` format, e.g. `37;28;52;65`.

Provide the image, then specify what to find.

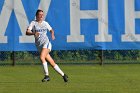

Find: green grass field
0;64;140;93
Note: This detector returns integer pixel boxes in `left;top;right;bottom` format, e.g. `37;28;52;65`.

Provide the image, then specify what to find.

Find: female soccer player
26;9;68;82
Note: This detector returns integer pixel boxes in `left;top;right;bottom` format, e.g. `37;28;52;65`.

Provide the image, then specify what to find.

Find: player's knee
40;55;45;62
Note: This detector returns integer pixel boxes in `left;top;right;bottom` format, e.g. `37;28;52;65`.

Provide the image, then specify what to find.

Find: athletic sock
54;64;64;76
42;62;49;76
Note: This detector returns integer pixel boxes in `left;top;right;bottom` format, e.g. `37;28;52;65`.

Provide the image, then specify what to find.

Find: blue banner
0;0;140;51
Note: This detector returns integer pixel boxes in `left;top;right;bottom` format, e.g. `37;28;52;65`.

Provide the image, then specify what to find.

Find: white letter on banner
19;0;51;43
0;0;11;43
122;0;140;42
67;0;85;42
68;0;98;42
14;0;32;43
68;0;112;42
95;0;112;42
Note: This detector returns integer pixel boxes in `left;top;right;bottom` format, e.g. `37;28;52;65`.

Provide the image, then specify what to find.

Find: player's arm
46;22;55;40
26;29;39;37
50;29;55;40
26;21;39;37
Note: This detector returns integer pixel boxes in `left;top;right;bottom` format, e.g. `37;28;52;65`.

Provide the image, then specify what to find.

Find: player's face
36;11;44;21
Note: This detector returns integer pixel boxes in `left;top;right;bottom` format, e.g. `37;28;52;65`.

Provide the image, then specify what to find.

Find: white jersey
28;20;52;47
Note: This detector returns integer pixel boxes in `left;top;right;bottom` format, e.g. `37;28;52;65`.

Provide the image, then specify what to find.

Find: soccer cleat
42;75;50;82
62;74;68;82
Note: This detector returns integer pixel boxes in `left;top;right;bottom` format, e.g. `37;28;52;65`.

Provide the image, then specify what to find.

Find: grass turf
0;64;140;93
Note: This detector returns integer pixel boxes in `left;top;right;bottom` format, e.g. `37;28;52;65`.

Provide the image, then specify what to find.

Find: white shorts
36;42;52;53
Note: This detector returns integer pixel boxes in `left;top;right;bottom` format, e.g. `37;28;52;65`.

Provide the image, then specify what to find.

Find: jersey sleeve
45;22;52;31
27;21;35;31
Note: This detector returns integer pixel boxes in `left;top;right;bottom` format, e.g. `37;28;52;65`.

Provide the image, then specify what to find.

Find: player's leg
43;42;64;75
45;53;68;82
45;54;64;75
43;42;68;82
40;48;50;82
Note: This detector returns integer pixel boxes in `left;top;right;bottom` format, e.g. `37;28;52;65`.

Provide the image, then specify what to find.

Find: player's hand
34;32;40;37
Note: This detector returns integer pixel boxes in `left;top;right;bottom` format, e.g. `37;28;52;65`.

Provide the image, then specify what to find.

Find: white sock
42;62;49;76
54;64;64;76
